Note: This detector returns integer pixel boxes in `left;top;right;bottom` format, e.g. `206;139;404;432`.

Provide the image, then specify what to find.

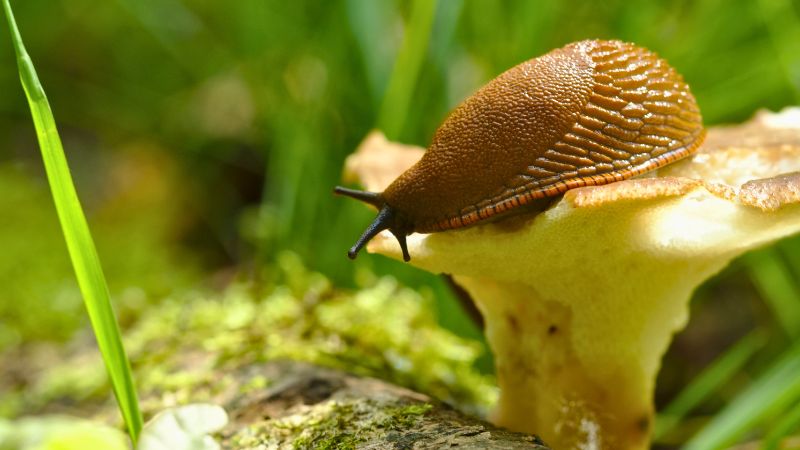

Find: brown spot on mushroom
636;415;650;433
739;172;800;211
566;176;702;208
507;313;520;335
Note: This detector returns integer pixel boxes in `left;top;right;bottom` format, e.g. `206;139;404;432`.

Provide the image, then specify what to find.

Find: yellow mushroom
341;108;800;450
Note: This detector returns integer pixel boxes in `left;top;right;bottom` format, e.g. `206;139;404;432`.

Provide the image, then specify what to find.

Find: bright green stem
1;0;143;444
684;341;800;450
746;248;800;339
376;0;438;140
654;331;766;440
762;399;800;450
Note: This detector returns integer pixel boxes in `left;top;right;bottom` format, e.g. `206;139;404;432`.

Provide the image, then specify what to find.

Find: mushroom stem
453;267;716;449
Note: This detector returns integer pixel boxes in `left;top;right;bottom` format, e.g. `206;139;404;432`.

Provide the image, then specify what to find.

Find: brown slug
335;39;705;262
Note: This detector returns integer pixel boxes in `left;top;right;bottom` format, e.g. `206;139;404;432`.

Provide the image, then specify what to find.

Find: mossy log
221;360;548;449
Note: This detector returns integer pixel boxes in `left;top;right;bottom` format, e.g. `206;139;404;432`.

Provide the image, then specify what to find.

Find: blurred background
1;0;799;446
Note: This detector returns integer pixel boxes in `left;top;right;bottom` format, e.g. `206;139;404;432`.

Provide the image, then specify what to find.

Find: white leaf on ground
138;404;228;450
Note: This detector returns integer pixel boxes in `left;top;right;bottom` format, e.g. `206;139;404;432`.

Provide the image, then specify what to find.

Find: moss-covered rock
218;360;543;449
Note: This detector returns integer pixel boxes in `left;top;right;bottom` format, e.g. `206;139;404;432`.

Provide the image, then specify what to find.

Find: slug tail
333;186;384;209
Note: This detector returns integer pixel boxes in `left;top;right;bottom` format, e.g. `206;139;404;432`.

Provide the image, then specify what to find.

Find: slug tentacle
333;186;384;209
343;203;411;261
389;228;411;262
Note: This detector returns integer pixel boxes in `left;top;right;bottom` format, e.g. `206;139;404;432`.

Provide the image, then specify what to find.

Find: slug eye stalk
333;186;383;208
333;187;411;262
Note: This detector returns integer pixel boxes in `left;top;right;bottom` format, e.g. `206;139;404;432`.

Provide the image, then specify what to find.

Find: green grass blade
376;0;438;140
762;399;800;450
746;248;800;339
756;0;800;102
683;341;800;450
654;330;766;440
1;0;143;443
778;237;800;280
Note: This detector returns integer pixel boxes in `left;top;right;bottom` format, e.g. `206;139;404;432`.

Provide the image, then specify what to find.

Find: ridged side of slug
422;41;705;232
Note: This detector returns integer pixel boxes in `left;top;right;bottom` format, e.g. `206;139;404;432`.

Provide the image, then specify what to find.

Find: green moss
228;401;363;449
380;403;433;430
239;375;270;394
228;398;435;449
289;403;363;450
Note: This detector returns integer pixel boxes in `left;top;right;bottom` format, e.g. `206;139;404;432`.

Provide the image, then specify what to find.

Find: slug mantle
341;108;800;450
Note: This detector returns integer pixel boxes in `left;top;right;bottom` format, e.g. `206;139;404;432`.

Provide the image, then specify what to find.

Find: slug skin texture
383;40;704;233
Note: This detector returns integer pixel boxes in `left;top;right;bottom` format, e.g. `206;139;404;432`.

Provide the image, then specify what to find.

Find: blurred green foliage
0;162;198;350
2;0;800;447
2;0;799;282
0;415;128;450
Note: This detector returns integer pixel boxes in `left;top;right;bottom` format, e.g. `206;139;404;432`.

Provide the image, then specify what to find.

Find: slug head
333;186;412;261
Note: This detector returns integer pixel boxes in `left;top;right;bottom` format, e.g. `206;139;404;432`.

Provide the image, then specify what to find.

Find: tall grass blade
683;341;800;450
778;237;800;279
746;248;800;339
1;0;143;443
376;0;438;140
756;0;800;101
762;399;800;450
654;330;766;440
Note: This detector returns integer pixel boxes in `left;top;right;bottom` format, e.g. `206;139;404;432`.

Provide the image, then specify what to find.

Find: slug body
336;40;705;261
